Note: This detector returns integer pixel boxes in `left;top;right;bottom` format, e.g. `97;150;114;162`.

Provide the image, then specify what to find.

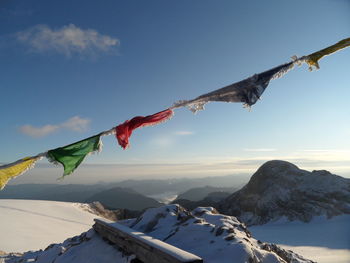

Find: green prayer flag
47;134;102;176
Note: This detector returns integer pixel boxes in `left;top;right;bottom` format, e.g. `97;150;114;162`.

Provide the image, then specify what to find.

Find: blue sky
1;0;350;184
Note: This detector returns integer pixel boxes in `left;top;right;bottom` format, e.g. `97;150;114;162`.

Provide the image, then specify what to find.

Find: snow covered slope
0;199;101;252
1;230;130;263
220;160;350;226
3;204;315;263
250;215;350;263
121;205;314;263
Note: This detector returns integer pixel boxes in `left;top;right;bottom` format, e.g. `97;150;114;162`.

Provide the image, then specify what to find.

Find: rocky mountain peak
243;160;302;195
219;160;350;225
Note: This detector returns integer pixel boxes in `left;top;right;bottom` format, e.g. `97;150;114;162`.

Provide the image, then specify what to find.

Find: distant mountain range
0;184;108;202
0;184;160;211
175;185;235;201
3;160;349;226
0;174;247;210
219;160;350;225
172;186;234;210
85;187;161;210
113;174;248;195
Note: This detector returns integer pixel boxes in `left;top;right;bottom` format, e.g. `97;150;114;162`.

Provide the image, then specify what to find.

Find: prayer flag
306;37;350;70
116;109;174;149
47;134;102;176
173;61;296;112
0;157;40;189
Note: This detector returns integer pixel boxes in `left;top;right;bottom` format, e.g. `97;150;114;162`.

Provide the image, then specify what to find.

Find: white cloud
20;124;59;138
148;131;194;148
174;131;195;136
301;149;350;153
61;116;90;132
243;148;277;152
12;152;350;184
150;136;174;148
20;116;90;137
16;24;119;57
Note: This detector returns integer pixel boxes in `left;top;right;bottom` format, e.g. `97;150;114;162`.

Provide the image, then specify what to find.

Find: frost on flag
173;61;296;113
47;134;102;177
0;156;41;189
116;109;174;149
305;37;350;70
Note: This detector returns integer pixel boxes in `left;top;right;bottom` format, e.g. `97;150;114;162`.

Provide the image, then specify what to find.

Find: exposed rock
219;160;350;225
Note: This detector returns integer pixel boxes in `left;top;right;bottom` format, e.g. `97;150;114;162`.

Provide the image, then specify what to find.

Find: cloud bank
16;24;119;57
174;131;195;136
243;148;277;152
20;116;90;137
10;153;350;185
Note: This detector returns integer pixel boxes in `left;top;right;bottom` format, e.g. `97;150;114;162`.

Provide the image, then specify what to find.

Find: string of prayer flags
172;61;298;113
1;37;349;190
47;134;102;177
0;156;41;189
116;109;174;149
172;37;350;112
305;37;350;71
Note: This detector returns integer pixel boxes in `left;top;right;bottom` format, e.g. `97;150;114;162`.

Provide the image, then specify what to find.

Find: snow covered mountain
2;204;314;263
219;160;350;226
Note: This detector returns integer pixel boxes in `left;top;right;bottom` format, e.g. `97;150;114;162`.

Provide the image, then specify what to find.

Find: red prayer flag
115;109;174;149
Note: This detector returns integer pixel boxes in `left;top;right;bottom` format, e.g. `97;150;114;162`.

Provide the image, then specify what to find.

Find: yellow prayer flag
306;37;350;70
0;157;39;189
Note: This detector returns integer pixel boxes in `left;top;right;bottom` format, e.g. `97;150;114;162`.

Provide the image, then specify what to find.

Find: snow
0;199;101;253
96;218;202;261
2;204;314;263
1;230;131;263
250;214;350;263
120;205;312;263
